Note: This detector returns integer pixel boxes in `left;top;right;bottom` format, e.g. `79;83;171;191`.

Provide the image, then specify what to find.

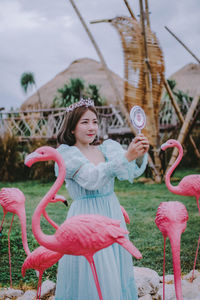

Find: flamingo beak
24;152;40;167
161;142;167;151
64;200;68;207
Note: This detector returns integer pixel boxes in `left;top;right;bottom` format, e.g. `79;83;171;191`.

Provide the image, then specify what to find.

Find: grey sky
0;0;199;110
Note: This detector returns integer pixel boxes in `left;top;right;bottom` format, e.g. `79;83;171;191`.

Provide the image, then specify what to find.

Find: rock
0;288;23;299
183;269;200;281
182;279;200;300
17;290;36;300
158;280;200;300
134;267;160;297
159;274;174;284
157;284;176;300
139;294;153;299
40;280;56;298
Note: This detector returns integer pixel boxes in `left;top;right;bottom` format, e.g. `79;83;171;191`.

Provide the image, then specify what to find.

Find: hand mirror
130;105;146;134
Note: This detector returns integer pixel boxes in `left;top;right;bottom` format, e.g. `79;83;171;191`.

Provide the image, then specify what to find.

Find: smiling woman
53;98;149;300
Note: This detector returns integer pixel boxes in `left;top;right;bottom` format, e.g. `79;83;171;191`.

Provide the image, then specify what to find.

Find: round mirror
130;105;146;133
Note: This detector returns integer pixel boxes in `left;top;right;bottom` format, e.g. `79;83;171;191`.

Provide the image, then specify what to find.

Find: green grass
0;167;200;288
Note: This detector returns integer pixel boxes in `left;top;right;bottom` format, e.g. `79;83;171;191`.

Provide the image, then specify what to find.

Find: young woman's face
73;109;98;146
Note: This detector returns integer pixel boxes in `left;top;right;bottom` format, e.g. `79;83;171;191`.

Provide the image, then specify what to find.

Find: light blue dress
54;139;148;300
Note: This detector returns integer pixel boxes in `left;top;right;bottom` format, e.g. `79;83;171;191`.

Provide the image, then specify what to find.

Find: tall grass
0;167;200;288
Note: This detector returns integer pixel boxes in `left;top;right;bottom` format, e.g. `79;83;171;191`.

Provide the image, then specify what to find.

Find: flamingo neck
43;210;59;230
168;232;183;300
165;144;183;194
18;207;31;256
32;156;66;250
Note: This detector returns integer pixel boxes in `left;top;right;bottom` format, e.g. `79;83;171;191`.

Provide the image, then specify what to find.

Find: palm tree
53;78;104;108
20;72;42;109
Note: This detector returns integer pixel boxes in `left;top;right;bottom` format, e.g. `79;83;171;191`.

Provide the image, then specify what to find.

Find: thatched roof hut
21;58;124;110
169;63;200;97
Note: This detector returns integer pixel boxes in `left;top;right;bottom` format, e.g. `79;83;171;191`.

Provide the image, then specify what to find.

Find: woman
55;98;149;300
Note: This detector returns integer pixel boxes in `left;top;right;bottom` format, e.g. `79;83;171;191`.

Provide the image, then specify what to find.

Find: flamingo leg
8;214;15;288
87;257;103;300
196;196;200;216
0;212;6;233
192;234;200;282
36;272;43;300
163;237;166;300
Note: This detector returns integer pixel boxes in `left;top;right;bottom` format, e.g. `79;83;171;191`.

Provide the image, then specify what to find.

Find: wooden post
163;77;200;158
144;0;150;27
69;0;137;136
167;95;200;170
123;0;137;20
165;26;200;64
139;0;161;182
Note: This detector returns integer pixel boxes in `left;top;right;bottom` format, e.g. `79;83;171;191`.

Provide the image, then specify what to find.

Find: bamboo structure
108;14;164;180
163;77;200;158
165;24;200;168
167;94;200;170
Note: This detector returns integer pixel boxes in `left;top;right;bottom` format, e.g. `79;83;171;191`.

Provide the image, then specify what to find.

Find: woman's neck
75;142;93;152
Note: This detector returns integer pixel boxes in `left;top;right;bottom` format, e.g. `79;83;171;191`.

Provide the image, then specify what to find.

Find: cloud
0;1;45;33
0;0;199;110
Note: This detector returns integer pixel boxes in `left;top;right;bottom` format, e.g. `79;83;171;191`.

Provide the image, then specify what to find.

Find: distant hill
21;58;124;109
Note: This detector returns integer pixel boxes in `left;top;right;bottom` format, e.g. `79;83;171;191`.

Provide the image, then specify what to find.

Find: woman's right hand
125;134;149;162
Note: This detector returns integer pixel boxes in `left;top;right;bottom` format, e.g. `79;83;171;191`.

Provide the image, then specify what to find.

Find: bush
0;134;56;182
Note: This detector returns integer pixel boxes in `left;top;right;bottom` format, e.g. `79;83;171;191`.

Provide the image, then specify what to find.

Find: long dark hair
57;106;98;146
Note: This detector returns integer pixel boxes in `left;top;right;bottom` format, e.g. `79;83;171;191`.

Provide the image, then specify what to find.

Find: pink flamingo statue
22;247;63;299
0;188;30;287
0;188;67;296
25;146;142;300
120;205;130;224
161;139;200;280
21;193;67;300
155;201;188;300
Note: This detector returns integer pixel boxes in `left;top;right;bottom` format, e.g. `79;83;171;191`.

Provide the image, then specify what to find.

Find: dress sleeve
101;139;148;183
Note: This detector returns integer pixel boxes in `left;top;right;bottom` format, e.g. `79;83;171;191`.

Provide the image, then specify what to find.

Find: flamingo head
50;194;68;206
155;201;188;238
25;146;60;167
161;139;181;151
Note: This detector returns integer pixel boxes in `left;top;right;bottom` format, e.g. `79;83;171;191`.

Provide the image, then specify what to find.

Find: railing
0;106;131;140
1;103;198;141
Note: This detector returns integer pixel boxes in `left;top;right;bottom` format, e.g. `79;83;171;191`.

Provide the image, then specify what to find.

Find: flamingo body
0;188;25;215
172;174;200;197
22;246;63;276
52;214;141;259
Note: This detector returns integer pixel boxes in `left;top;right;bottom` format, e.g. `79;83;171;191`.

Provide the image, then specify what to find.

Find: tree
53;78;104;108
20;72;42;108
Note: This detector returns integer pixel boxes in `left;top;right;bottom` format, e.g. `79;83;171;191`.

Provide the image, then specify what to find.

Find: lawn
0;167;200;289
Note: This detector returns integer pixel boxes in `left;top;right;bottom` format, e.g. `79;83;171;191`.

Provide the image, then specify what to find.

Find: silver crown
66;98;94;113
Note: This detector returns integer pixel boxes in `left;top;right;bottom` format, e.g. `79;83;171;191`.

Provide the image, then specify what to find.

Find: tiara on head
66;98;94;113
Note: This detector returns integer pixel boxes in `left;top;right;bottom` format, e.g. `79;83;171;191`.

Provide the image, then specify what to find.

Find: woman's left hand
134;134;149;154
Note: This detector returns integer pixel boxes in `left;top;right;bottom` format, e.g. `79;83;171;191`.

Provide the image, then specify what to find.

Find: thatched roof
169;63;200;97
21;58;124;109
